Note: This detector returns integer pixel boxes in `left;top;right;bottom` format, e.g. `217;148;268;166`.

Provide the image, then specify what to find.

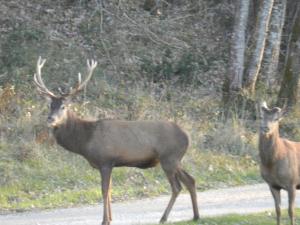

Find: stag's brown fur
53;111;189;170
34;57;199;225
259;102;300;225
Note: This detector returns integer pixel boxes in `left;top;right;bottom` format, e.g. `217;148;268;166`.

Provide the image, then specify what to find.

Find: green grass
164;209;300;225
0;142;260;212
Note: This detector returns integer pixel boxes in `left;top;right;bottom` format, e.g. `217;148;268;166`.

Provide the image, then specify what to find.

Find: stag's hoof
101;221;110;225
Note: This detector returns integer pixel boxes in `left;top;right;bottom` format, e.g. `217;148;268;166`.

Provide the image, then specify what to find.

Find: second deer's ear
260;101;269;110
258;101;268;118
278;107;288;119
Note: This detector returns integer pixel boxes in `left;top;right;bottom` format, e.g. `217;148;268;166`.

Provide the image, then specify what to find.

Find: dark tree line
223;0;300;116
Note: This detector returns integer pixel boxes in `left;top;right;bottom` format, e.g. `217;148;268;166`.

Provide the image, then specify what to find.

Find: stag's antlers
34;57;57;97
33;57;98;98
68;59;98;97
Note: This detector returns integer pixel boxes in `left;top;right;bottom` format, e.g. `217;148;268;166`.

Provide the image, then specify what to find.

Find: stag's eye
61;105;65;110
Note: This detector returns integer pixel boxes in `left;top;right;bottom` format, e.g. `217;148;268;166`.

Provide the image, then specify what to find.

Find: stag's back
85;120;189;168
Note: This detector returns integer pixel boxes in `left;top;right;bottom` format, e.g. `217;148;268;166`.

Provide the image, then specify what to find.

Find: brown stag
259;101;300;225
33;57;200;225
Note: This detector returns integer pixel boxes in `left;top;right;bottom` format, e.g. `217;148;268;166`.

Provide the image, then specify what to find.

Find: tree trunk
260;0;286;88
228;0;250;91
277;2;300;108
278;0;299;76
222;0;250;117
244;0;274;93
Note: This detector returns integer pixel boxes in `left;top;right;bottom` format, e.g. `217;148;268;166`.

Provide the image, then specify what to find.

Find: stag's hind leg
177;168;200;221
160;162;182;223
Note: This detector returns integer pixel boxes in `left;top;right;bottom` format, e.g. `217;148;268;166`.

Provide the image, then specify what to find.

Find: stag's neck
53;111;97;156
259;127;280;167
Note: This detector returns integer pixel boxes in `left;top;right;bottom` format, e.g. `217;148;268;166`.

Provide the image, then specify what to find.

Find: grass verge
0;145;260;213
164;209;300;225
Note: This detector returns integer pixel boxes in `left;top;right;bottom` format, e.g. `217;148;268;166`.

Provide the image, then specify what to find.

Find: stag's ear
37;92;52;103
62;96;72;106
45;95;52;103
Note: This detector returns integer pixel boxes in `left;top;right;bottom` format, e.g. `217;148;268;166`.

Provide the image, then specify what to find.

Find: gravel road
1;183;299;225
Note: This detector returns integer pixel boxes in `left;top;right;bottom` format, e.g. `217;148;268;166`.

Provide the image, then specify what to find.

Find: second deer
33;57;200;225
259;101;300;225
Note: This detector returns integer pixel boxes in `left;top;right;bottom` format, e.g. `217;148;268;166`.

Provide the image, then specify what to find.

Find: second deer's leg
177;169;200;221
288;186;296;225
269;186;281;225
100;166;113;225
160;163;182;223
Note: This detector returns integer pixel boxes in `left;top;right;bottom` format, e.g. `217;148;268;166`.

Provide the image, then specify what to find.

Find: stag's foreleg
108;178;112;221
177;169;200;221
160;162;182;223
288;186;296;225
100;166;113;225
269;186;281;225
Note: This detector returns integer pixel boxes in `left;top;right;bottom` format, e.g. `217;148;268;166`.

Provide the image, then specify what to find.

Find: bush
0;25;45;84
203;119;257;157
140;49;211;86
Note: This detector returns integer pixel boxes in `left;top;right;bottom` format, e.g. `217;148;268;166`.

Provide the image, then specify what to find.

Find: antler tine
34;74;51;95
78;72;82;84
69;59;98;96
33;56;57;97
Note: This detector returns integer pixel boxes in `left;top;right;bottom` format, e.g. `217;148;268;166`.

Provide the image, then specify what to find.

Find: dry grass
0;80;262;212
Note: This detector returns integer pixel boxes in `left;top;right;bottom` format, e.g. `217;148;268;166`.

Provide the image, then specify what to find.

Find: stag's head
33;57;97;127
259;101;287;135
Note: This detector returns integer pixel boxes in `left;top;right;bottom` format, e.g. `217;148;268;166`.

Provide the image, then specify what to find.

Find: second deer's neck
259;128;280;166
